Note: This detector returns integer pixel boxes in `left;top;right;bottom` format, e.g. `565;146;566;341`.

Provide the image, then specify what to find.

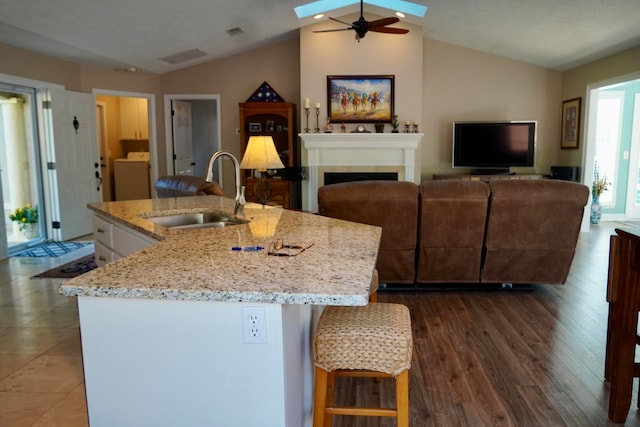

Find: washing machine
114;152;150;201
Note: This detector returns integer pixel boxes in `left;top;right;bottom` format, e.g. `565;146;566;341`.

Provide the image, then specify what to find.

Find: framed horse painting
327;75;394;123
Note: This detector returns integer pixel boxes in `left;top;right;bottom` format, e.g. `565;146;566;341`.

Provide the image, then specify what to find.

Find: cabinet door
120;98;149;140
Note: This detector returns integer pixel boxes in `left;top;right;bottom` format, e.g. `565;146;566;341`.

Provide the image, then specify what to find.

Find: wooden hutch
239;100;298;209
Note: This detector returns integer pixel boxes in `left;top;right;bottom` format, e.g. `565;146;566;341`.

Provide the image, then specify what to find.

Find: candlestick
304;98;310;109
304;108;310;133
314;107;320;133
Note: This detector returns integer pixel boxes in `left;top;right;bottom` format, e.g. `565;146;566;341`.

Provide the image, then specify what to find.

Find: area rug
13;241;92;258
32;254;97;279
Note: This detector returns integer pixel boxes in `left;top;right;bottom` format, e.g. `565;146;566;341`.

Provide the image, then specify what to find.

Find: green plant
592;174;610;198
8;204;38;231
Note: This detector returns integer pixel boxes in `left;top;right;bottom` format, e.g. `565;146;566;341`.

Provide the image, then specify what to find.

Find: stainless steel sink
145;212;249;230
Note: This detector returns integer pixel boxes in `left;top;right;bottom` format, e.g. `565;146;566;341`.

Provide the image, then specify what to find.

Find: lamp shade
240;136;285;171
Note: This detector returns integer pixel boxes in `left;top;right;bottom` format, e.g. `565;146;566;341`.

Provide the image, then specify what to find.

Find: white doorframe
581;71;640;227
163;94;222;184
92;89;157;196
626;93;640;218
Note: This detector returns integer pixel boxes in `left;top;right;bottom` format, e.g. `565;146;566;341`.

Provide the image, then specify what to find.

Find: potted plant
9;204;39;236
591;174;609;224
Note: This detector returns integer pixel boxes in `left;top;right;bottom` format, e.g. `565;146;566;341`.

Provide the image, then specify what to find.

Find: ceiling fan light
395;11;405;18
313;13;324;19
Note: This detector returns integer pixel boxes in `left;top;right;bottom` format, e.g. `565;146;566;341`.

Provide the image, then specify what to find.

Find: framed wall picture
561;97;581;149
327;75;394;123
249;122;261;132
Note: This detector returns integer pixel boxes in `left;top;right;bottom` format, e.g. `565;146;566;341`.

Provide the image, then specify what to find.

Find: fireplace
324;172;398;186
300;133;422;211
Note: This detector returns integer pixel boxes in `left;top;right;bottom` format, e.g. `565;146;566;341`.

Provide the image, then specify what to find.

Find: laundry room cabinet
120;97;149;140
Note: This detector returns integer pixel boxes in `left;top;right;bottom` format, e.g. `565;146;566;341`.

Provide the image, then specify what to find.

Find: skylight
294;0;427;19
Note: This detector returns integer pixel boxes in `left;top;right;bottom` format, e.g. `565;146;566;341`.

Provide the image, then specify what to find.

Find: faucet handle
239;186;246;205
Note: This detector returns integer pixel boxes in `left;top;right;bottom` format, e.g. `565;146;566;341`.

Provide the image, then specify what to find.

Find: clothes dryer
114;152;150;201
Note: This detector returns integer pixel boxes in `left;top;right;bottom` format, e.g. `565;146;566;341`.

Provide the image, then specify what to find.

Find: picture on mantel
327;75;394;123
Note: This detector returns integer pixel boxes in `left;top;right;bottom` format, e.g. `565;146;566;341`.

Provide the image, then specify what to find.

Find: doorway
584;74;640;221
93;90;156;201
0;84;46;257
164;95;221;183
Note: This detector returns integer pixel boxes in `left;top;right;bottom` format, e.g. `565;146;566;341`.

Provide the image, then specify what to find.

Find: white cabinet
119;97;149;140
93;214;156;266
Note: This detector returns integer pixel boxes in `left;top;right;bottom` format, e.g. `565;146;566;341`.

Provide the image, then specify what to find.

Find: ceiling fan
313;0;409;41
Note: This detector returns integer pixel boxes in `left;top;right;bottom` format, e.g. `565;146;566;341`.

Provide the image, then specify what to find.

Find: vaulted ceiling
0;0;638;74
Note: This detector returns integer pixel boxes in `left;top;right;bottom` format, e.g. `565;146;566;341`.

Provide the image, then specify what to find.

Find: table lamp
240;135;285;204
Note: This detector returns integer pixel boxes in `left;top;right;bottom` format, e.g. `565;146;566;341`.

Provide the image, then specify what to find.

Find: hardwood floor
0;223;636;426
335;222;636;426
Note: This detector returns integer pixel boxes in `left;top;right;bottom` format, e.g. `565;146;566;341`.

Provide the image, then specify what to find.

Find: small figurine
340;122;346;133
391;115;399;133
324;118;333;133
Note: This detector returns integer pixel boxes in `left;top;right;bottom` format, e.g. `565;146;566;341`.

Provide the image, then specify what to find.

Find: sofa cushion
481;179;589;284
416;180;490;283
318;180;419;284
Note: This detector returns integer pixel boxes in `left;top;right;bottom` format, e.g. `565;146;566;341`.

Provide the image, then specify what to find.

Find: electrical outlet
242;306;267;344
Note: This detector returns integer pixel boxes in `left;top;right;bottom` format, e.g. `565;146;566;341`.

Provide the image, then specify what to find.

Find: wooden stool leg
396;370;410;427
313;367;329;427
324;371;335;427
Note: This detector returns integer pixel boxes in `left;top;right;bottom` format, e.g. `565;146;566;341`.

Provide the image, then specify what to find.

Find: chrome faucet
204;150;246;215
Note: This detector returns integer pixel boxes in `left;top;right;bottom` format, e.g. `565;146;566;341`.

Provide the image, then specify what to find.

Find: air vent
159;49;207;65
226;27;245;37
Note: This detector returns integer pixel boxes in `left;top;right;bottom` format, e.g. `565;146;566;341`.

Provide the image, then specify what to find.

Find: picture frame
249;122;261;132
561;97;581;149
265;120;275;132
327;75;394;123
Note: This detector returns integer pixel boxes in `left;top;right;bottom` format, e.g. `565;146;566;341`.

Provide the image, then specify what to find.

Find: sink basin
145;212;249;230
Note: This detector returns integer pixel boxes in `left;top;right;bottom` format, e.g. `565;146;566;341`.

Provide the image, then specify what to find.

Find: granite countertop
59;196;382;306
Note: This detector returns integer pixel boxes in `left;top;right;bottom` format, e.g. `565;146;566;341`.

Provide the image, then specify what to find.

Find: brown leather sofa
154;175;224;198
317;179;589;287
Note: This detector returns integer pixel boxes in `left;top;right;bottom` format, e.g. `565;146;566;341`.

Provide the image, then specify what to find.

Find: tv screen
452;121;536;173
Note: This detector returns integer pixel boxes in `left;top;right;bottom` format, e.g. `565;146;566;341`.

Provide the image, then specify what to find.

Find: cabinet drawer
95;241;117;266
93;216;113;247
112;223;155;257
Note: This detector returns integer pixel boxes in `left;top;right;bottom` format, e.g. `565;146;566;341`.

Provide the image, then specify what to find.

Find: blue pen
231;246;264;252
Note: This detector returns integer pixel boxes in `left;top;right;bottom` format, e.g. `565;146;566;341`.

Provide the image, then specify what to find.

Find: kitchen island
59;195;381;427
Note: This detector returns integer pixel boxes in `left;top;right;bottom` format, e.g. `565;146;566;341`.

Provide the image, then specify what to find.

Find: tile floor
0;242;93;427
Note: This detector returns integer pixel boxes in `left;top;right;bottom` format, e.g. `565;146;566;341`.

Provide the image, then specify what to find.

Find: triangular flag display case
240;82;299;209
245;81;285;102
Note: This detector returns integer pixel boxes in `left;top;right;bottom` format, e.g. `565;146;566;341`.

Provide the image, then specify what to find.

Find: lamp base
253;173;272;205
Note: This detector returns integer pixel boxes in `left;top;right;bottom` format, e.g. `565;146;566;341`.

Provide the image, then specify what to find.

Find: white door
50;89;102;240
172;100;194;175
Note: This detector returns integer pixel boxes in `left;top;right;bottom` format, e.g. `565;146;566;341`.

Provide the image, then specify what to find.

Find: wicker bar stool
313;303;413;426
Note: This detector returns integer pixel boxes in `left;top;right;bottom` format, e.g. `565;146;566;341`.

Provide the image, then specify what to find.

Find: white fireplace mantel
300;133;423;211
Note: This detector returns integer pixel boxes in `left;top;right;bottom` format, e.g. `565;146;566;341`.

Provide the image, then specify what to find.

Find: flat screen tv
452;121;537;174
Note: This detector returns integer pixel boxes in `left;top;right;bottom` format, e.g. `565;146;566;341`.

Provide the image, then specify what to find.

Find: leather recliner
416;180;490;283
154;175;224;198
317;180;419;284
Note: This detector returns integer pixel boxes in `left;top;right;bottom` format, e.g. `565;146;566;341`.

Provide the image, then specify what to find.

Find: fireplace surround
300;133;423;211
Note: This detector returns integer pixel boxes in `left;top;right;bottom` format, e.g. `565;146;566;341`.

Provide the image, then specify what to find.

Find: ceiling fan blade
329;16;353;27
369;26;409;34
313;28;354;33
367;17;400;28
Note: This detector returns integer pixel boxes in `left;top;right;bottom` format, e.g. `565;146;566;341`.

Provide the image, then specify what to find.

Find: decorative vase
22;223;39;239
590;195;602;224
